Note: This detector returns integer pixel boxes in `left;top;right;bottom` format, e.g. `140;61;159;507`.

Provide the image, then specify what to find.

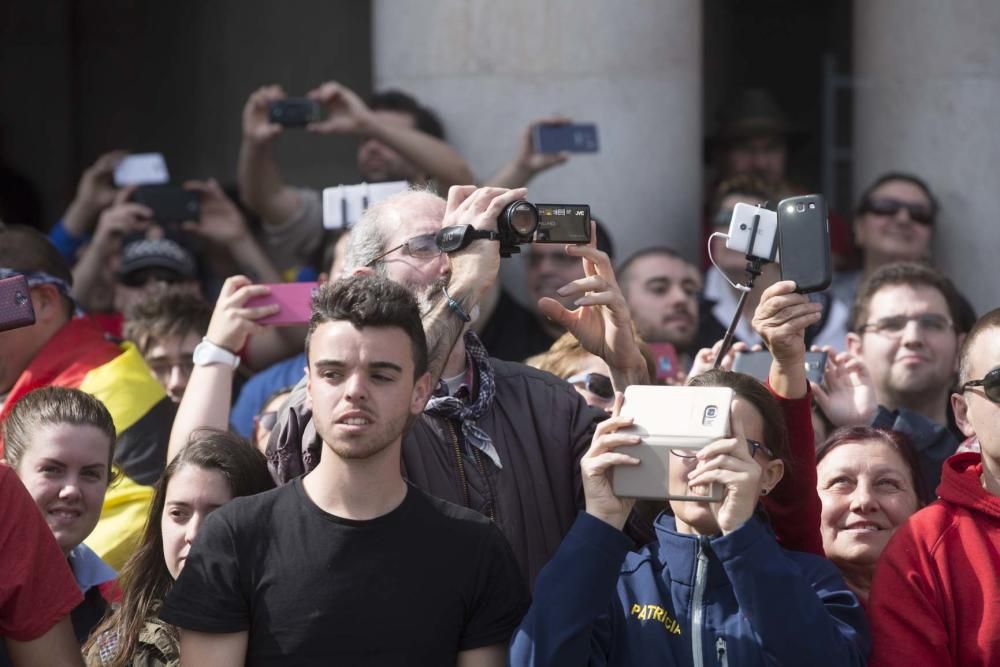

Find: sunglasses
862;197;934;225
669;438;775;460
566;372;614;400
859;313;953;337
962;367;1000;403
366;233;441;267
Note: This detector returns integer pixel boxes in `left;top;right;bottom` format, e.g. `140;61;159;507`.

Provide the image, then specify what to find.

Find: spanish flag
0;317;174;569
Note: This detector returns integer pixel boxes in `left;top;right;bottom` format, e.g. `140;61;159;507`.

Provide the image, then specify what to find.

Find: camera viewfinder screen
534;204;591;243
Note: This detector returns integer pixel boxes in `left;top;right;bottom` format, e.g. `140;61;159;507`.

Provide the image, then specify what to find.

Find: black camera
495;201;591;257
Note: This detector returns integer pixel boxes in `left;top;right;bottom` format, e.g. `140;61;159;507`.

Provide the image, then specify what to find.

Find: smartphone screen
244;282;319;326
114;153;170;187
777;194;832;293
532;123;599;154
733;350;828;385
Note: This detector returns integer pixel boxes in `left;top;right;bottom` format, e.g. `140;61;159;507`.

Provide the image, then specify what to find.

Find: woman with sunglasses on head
830;172;938;311
83;430;273;667
510;367;869;666
1;387;120;666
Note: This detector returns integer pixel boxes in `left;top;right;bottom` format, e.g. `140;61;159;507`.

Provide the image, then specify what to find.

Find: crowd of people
1;79;997;667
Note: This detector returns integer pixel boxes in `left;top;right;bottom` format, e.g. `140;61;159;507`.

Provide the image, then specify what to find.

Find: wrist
64;199;99;236
194;337;241;368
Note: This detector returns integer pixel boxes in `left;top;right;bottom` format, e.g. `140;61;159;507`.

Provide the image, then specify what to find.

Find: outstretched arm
236;85;302;225
306;81;474;191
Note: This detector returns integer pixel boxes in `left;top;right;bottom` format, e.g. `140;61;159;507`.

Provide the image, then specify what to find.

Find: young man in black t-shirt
160;275;528;666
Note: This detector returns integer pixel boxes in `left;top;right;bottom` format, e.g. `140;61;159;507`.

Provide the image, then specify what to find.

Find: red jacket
869;452;1000;666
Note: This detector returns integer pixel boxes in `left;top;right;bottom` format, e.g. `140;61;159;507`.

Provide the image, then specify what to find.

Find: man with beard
161;275;528;666
844;261;974;491
617;247;702;368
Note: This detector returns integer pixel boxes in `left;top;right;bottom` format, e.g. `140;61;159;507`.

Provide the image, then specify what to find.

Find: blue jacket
510;512;869;666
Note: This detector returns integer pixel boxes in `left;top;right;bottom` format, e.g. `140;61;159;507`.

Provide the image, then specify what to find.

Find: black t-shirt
478;289;555;363
160;479;529;666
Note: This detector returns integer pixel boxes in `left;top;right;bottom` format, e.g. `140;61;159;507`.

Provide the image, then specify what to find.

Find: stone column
372;0;703;268
853;0;1000;314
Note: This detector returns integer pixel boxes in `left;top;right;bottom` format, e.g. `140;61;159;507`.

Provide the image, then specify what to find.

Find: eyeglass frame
365;232;442;267
669;438;775;461
565;372;614;400
857;313;954;337
960;367;1000;404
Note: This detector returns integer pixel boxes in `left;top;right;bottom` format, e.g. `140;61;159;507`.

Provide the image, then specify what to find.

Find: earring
760;488;770;496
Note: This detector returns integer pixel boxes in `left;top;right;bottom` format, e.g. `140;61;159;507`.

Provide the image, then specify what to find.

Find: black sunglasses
119;268;187;288
862;197;934;225
566;372;614;400
961;367;1000;403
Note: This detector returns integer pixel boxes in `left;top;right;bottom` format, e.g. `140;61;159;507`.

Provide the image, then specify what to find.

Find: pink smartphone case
245;282;318;326
0;275;36;332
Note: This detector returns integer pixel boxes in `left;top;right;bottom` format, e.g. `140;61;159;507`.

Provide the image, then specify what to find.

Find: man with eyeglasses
844;261;976;492
869;307;1000;667
260;185;650;588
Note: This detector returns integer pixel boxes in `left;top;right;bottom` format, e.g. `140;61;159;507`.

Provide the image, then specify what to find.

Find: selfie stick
713;211;767;369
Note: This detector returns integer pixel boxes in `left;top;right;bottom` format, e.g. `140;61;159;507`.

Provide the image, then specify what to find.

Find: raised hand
242;85;286;145
181;179;250;245
205;276;280;353
811;349;878;427
306;81;373;135
686;437;764;535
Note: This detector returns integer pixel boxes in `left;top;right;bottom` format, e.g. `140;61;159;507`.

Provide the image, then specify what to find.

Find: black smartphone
533;204;591;244
268;98;321;127
732;349;828;385
0;273;36;332
777;194;832;293
532;123;599;154
131;185;200;225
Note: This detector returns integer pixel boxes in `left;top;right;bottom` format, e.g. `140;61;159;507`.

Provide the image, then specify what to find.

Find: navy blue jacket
510;512;869;666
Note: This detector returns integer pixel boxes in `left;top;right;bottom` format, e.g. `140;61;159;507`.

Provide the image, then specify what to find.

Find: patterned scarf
424;330;500;467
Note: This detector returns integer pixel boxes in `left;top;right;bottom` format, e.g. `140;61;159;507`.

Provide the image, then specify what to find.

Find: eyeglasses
565;372;614;400
862;197;934;226
669;438;775;460
858;313;953;337
119;268;187;288
961;367;1000;403
365;233;441;267
253;411;279;432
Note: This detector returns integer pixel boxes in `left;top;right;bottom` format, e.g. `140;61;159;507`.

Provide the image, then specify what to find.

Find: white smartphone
611;385;733;502
322;181;409;229
113;153;170;187
725;203;779;262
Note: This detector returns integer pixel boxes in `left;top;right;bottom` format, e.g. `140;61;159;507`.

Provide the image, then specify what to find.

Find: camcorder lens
506;202;538;237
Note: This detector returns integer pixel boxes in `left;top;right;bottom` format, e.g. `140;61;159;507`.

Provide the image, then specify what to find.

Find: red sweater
869;452;1000;666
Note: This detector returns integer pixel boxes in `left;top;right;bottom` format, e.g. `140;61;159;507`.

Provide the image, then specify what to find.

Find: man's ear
32;284;68;326
952;391;976;439
411;372;433;415
846;332;863;357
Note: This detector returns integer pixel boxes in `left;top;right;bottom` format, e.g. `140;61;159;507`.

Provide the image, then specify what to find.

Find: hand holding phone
611;385;732;501
268;98;322;128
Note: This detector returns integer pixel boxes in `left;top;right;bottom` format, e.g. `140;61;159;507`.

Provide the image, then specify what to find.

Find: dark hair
368;89;445;140
816;426;930;505
83;430;273;666
305;274;428;378
0;223;74;316
3;387;118;482
958;307;1000;386
687;368;792;471
123;290;212;356
589;217;615;261
856;172;939;222
849;261;976;334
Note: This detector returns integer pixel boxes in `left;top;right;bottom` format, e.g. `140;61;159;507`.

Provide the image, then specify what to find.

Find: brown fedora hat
710;88;803;142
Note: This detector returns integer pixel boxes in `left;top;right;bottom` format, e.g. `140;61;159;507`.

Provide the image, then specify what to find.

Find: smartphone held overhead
244;282;319;326
113;153;170;187
268;98;322;127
